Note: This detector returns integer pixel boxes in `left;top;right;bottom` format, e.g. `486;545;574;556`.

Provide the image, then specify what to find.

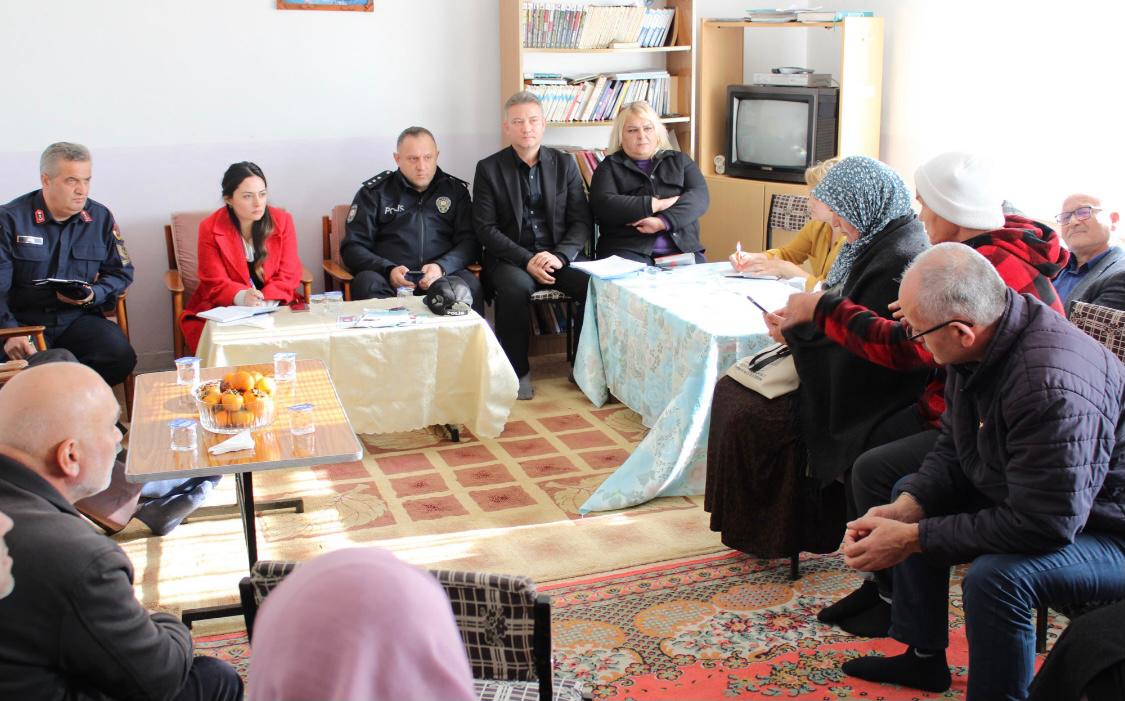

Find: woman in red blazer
181;161;303;352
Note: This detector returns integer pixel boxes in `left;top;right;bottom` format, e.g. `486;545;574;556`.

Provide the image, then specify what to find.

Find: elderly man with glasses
839;242;1125;701
1052;194;1125;314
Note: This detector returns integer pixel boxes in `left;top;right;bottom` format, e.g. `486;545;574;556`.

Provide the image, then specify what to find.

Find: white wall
704;0;1125;218
2;0;1123;362
0;0;501;362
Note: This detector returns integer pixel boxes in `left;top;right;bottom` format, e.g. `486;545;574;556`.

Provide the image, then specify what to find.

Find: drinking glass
325;290;344;312
174;356;201;408
309;293;327;314
288;403;315;435
273;352;297;382
169;419;198;452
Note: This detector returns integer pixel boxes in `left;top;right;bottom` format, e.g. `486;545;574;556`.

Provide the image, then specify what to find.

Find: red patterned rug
193;550;1062;699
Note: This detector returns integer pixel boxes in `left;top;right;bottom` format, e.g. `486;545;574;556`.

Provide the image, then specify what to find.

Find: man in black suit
473;91;593;399
0;363;242;701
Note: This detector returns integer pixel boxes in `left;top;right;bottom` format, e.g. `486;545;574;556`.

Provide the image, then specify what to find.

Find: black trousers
351;268;484;316
485;260;590;377
18;313;136;388
173;656;243;701
851;425;941;595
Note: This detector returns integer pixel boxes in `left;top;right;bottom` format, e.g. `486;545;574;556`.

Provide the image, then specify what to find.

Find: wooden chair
165;212;314;358
321;204;354;300
0;297;133;415
240;560;589;701
0;326;47;385
105;290;134;417
1033;300;1125;652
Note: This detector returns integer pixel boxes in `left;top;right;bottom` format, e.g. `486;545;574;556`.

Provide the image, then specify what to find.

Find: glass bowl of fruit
195;369;277;434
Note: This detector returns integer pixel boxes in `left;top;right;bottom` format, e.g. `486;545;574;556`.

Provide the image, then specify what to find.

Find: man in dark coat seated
0;363;242;701
839;243;1125;701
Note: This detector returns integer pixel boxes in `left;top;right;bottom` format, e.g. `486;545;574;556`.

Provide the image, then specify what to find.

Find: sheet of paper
570;255;648;279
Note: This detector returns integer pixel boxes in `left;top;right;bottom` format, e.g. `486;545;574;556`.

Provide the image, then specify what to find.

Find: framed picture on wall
277;0;373;11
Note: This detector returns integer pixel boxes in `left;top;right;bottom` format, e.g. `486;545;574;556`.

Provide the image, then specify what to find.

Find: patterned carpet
120;355;726;612
194;550;1065;699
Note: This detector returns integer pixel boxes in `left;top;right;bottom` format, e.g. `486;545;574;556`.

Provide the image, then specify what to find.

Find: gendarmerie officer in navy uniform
341;126;482;314
0;143;136;387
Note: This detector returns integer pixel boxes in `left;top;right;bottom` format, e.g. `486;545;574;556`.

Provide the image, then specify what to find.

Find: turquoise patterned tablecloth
574;263;799;513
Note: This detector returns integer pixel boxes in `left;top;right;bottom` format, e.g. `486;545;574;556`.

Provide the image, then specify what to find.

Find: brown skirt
704;376;846;558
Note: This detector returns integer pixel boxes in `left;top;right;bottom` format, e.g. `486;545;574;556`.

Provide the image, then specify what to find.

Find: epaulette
363;171;394;190
446;173;470;190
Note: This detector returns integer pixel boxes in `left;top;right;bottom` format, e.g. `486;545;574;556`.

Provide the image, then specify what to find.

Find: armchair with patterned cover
239;560;589;701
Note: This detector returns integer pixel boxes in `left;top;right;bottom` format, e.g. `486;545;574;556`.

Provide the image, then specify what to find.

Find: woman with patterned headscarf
705;156;930;568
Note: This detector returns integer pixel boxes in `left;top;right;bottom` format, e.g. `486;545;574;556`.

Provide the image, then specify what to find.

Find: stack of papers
337;308;416;329
571;256;648;279
197;301;280;324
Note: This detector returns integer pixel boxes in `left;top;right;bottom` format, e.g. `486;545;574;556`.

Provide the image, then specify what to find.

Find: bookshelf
695;17;884;257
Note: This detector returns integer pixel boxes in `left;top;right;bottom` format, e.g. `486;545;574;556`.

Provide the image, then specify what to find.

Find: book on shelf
521;3;677;49
524;71;672;123
550;145;608;189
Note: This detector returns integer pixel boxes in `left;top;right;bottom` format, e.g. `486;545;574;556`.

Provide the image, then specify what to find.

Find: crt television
726;85;839;183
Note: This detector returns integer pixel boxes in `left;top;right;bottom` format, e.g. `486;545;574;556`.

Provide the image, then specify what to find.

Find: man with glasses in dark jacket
839;243;1125;701
1053;193;1124;314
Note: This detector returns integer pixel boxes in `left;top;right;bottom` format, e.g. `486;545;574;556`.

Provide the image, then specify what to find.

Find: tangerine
251;396;273;419
230;409;254;428
229;371;255;392
255;376;276;396
221;391;244;412
213;409;229;426
201;390;222;406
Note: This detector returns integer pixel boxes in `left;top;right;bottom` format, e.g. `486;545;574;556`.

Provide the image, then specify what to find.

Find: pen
736;241;742;257
745;295;771;315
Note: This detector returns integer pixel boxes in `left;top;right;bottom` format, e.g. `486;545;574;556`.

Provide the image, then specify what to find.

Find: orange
255;376;276;396
250;396;273;419
229;371;255;392
213;409;229;427
201;390;221;406
221;391;244;412
230;409;254;428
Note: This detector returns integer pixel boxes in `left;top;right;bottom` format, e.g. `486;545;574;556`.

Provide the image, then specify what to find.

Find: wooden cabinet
696;17;884;253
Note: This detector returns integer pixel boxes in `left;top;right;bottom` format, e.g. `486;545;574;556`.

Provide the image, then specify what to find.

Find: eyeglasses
1055;206;1102;225
906;318;974;342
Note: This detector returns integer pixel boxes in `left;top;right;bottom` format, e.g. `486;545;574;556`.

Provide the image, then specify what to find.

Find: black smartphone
745;295;771;315
405;270;425;284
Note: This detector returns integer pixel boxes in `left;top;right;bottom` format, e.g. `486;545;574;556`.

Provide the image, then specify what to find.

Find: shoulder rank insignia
363;170;393;190
448;174;470;190
436;196;452;214
112;226;124;241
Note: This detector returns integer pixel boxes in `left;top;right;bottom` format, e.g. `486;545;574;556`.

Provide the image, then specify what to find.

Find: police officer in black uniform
341;126;483;314
0;143;136;387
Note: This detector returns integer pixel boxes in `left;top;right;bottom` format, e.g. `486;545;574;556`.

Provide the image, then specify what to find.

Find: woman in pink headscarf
247;548;475;701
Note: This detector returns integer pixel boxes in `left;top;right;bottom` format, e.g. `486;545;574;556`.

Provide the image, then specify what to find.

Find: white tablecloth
196;297;518;438
574;263;799;512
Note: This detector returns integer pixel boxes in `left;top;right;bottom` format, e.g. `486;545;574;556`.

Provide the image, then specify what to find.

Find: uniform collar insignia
79;210;92;223
34;209;45;224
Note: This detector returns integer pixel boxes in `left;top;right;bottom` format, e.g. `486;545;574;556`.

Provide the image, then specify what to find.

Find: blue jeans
890;528;1125;701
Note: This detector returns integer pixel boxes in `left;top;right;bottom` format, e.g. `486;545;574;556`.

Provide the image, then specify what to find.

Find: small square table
126;359;363;569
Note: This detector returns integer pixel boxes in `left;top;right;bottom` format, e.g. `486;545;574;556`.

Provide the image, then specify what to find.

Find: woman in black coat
705;156;930;561
589;101;709;264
